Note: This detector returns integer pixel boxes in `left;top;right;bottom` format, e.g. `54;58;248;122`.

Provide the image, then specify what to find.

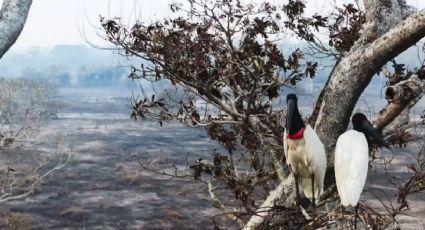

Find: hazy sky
12;0;173;51
7;0;425;51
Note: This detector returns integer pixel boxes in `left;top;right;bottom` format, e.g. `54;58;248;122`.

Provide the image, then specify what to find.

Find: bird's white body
335;130;369;207
284;125;327;202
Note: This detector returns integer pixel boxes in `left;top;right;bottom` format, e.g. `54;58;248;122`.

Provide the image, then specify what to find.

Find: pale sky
12;0;174;51
6;0;425;51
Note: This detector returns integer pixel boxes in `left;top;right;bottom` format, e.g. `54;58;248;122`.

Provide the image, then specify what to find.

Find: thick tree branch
364;10;425;66
353;0;404;50
0;0;32;59
242;175;295;230
363;0;404;33
374;74;425;129
208;180;245;227
308;59;340;127
315;9;425;157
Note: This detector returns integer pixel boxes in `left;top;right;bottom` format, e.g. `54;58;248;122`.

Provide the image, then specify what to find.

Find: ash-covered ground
0;87;227;229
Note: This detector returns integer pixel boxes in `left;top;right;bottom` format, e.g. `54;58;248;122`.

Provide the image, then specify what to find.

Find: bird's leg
311;174;316;217
294;174;300;214
294;174;302;226
354;204;359;229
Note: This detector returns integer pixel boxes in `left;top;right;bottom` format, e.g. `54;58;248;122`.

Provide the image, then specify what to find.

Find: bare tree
0;78;69;209
0;78;59;149
99;0;425;228
0;136;72;204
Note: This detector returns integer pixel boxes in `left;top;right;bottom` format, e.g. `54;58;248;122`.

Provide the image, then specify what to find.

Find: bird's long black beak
286;99;296;131
361;120;390;149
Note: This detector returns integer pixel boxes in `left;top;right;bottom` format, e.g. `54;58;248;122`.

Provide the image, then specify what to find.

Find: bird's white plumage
335;130;369;207
284;125;327;202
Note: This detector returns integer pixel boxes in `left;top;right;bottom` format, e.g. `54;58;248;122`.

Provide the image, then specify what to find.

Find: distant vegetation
1;43;421;89
22;64;128;88
0;45;133;88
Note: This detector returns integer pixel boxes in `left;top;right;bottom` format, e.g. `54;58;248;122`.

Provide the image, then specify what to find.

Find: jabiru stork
335;112;388;228
284;94;327;214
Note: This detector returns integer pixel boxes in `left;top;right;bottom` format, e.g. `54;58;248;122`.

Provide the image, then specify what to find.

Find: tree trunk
308;60;339;127
0;0;32;59
314;8;425;160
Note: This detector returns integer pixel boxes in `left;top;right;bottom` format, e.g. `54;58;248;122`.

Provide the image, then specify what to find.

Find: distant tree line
21;65;128;88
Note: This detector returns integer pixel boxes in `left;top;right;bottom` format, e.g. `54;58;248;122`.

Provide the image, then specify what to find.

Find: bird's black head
286;94;305;136
352;113;389;148
352;113;368;131
287;93;298;103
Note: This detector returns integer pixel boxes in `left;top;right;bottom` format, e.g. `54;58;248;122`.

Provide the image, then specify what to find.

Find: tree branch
374;74;425;129
0;0;32;59
242;175;295;230
314;9;425;156
208;180;245;227
364;10;425;67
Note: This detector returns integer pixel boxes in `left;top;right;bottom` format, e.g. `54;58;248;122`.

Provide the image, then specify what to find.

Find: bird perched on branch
284;94;327;214
335;112;389;228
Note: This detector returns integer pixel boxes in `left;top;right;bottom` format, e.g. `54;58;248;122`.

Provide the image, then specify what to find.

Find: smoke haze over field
0;0;422;51
0;0;422;90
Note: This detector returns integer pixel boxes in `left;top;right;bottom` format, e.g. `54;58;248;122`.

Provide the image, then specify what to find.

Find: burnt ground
1;117;228;229
0;87;236;229
363;139;425;229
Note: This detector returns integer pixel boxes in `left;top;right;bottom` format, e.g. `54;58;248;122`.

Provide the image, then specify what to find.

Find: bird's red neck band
287;128;305;140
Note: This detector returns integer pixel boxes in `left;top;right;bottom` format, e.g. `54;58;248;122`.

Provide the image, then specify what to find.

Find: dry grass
115;165;145;185
0;211;32;230
60;206;86;222
118;172;145;185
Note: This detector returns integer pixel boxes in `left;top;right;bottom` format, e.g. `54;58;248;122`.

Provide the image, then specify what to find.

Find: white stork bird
335;113;388;228
284;94;327;214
